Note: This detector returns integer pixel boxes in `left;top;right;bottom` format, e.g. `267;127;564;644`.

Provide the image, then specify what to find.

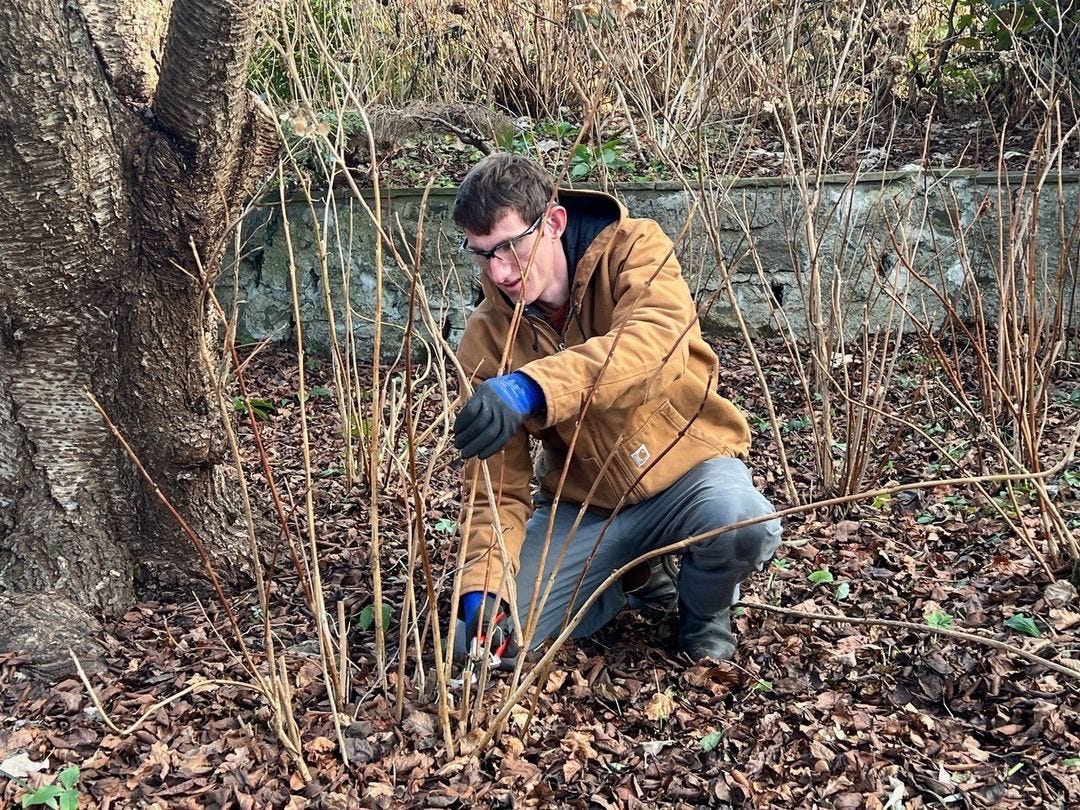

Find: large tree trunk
0;0;277;674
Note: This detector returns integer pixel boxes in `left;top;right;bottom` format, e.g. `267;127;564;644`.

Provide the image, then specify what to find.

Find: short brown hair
453;153;555;234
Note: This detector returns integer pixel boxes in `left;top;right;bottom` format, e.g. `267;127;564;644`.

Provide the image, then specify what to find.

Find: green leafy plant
1004;614;1041;638
19;765;81;810
496;120;581;157
700;730;724;752
927;441;971;475
835;582;850;601
925;609;955;629
233;396;276;421
358;603;393;632
870;493;892;510
433;517;458;534
942;493;972;510
751;679;773;694
569;138;631;180
1055;388;1080;408
750;414;771;433
807;569;834;585
496;129;535;155
782;416;812;433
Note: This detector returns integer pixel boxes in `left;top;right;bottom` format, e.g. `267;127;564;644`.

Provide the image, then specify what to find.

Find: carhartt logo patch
630;443;650;467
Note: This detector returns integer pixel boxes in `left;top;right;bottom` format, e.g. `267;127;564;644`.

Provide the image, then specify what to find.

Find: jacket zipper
527;314;564;353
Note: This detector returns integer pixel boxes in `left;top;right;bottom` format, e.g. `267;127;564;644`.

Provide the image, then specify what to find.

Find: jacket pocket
656;399;733;457
544;452;624;510
605;400;677;501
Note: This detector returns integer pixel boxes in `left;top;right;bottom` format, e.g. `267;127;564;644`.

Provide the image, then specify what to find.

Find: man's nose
488;255;518;284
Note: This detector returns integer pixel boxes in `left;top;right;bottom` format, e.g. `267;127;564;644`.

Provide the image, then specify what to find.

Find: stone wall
219;169;1080;356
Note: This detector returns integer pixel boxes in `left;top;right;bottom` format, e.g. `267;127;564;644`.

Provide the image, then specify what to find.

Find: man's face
462;209;560;306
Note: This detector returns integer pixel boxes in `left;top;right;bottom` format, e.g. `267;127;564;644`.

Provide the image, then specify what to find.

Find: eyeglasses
460;213;545;264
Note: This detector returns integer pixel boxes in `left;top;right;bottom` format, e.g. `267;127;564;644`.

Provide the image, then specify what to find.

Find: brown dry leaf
82;750;111;770
592;668;630;702
322;793;351;810
562;758;583;782
684;665;740;689
501;736;525;757
830;647;858;668
388;751;432;775
903;703;936;731
500;753;540;782
1035;674;1062;693
176;749;212;778
544;669;568;693
1050;608;1080;630
0;728;38;755
294;660;322;690
402;709;435;738
365;782;394;799
595;680;630;702
128;741;172;786
562;729;598;761
307;736;336;761
454;729;486;757
644;688;676;723
186;674;218;694
834;520;861;544
1045;579;1077;606
222;745;253;771
0;752;49;779
435;755;472;777
833;634;867;653
509;705;531;730
961;735;991;762
833;792;865;809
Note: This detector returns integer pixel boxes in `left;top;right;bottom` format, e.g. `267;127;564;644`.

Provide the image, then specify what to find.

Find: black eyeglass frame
459;212;546;262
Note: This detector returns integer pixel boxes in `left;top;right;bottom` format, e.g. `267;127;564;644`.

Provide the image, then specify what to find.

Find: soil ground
2;334;1080;808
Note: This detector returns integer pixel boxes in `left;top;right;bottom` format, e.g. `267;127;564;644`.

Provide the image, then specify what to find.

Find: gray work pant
514;457;781;646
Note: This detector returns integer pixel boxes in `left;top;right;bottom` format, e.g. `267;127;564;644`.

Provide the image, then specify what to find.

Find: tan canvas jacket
454;189;751;601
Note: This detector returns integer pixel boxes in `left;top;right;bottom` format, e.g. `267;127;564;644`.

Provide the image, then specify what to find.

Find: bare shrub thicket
184;0;1080;777
255;0;1077;168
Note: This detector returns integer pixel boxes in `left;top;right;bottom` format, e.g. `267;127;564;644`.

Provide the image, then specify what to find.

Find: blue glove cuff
461;591;488;622
491;372;545;416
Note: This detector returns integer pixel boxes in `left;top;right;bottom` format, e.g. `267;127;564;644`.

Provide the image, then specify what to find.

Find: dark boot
677;601;736;662
624;556;679;619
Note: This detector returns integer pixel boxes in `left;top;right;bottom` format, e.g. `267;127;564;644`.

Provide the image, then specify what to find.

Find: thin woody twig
737;601;1080;682
69;649;267;736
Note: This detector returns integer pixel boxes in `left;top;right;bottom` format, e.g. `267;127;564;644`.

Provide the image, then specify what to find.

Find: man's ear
546;205;568;239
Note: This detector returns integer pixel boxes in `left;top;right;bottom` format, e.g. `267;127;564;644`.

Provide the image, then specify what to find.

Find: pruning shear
468;605;512;667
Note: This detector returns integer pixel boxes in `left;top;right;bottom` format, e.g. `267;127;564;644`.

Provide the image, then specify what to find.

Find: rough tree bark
0;0;278;676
